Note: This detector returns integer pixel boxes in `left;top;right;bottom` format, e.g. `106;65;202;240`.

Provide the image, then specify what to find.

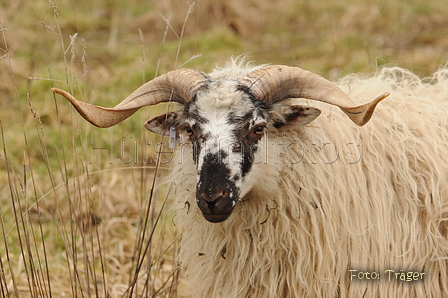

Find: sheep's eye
185;126;193;136
252;124;266;136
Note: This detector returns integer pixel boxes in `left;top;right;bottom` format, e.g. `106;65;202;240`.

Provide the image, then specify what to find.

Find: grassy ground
0;0;447;297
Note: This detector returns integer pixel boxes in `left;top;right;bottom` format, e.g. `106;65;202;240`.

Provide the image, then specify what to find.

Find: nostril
199;188;229;202
219;188;229;199
203;188;231;212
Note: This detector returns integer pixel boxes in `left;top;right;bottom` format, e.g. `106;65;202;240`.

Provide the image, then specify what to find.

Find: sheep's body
167;65;448;297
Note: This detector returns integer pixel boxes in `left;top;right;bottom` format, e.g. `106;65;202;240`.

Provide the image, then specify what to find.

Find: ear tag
169;126;177;149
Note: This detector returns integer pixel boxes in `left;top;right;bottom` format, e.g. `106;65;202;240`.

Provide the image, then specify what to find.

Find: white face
144;78;321;223
183;80;269;222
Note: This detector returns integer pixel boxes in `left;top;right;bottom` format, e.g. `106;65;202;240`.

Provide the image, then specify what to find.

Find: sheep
52;60;448;297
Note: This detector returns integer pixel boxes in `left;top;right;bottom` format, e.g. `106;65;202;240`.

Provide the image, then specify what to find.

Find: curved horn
52;68;210;128
240;65;389;126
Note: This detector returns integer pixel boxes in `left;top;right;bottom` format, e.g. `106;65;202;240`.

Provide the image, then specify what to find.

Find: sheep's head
52;65;388;223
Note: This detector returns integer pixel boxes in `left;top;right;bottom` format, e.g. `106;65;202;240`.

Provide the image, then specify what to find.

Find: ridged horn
240;65;389;126
51;68;210;128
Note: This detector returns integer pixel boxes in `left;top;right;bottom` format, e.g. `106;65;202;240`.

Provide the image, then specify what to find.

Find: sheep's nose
197;188;230;212
196;187;236;223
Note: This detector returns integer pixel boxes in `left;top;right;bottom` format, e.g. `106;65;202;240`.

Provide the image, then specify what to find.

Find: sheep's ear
144;111;185;135
271;105;321;129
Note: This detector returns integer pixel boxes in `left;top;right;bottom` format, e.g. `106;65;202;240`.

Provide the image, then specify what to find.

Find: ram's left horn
240;65;389;126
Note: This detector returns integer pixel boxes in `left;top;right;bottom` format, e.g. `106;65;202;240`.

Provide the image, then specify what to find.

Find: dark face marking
195;152;240;222
183;99;269;222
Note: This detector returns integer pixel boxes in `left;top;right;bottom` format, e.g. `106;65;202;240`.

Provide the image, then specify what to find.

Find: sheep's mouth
196;196;237;223
202;210;234;223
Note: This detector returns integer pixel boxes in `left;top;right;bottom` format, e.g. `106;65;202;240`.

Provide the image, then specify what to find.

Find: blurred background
0;0;447;297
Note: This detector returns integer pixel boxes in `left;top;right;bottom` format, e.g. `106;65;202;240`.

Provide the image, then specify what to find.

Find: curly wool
167;65;448;297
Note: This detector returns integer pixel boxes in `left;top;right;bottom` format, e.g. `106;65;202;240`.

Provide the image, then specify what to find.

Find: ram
52;60;448;297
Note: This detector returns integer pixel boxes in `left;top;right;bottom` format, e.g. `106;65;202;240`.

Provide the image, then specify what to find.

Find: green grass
1;0;447;296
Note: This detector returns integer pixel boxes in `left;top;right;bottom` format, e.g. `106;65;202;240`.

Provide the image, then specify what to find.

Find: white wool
166;64;448;297
209;56;265;79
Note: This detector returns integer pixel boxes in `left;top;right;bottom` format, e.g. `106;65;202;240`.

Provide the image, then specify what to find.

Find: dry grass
0;0;447;297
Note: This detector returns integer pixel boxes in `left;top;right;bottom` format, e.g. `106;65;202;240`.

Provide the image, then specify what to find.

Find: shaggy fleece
167;64;448;298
